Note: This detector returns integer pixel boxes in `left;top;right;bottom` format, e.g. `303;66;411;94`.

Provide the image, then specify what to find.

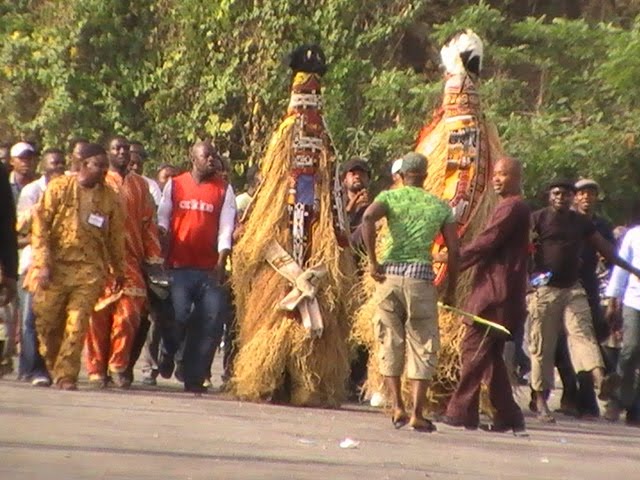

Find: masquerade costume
231;45;357;407
354;30;504;411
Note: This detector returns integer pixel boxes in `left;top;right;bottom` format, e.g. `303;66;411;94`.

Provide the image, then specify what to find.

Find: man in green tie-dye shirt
362;152;459;433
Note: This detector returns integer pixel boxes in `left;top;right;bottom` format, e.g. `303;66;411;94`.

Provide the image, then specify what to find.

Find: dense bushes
2;1;640;220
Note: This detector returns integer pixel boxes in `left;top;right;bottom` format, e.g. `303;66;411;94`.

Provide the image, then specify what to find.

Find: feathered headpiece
287;44;327;76
440;29;483;76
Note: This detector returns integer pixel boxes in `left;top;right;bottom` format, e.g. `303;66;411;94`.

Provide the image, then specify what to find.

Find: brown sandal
57;378;78;391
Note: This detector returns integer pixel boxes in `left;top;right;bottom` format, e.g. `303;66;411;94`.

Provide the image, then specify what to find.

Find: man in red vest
157;140;236;393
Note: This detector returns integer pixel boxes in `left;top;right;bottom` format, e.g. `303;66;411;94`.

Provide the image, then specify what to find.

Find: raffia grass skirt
351;120;504;414
231;121;358;407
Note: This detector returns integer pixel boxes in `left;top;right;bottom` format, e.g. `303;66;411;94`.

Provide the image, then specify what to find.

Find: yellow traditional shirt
31;175;125;286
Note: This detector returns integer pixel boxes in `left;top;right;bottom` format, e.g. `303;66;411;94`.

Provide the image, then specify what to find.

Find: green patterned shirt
376;186;454;264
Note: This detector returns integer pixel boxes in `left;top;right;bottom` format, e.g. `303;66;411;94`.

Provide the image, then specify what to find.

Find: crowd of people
0;137;238;394
1;133;640;432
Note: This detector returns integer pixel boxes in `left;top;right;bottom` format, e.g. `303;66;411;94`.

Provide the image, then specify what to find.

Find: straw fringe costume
231;46;357;407
353;30;504;411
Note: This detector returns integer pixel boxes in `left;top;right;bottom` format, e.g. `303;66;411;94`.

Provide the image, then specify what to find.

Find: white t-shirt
143;175;162;206
16;176;48;275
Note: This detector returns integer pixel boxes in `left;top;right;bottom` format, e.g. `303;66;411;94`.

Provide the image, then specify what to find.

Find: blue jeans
204;283;233;379
616;306;640;409
164;269;222;387
17;286;49;380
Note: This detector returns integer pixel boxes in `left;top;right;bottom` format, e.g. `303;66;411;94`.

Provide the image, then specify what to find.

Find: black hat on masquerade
287;44;327;76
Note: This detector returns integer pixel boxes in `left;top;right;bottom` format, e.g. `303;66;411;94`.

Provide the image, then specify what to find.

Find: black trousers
126;287;175;381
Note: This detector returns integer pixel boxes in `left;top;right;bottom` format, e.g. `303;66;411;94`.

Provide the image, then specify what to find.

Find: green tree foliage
1;1;640;220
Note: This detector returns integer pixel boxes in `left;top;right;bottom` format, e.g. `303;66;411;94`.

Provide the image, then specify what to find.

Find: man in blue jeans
157;141;236;393
605;222;640;424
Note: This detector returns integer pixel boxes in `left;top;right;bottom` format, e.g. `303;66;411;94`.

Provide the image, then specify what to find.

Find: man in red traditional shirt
85;136;163;389
157;140;236;393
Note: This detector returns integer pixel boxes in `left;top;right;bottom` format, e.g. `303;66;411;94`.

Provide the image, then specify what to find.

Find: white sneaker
370;391;386;408
31;376;51;387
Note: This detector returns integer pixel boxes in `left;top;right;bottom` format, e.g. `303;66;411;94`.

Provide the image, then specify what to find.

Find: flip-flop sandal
391;412;409;429
410;418;437;433
536;413;556;424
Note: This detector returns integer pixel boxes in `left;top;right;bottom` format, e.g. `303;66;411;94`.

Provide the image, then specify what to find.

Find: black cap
341;156;370;176
547;178;577;193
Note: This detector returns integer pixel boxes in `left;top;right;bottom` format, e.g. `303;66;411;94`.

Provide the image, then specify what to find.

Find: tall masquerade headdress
440;29;484;76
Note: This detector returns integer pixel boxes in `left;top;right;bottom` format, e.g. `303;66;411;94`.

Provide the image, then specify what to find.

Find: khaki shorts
372;275;439;380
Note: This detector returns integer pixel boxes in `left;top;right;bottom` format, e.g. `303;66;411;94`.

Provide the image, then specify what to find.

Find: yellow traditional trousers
86;295;145;376
33;272;104;383
30;175;126;384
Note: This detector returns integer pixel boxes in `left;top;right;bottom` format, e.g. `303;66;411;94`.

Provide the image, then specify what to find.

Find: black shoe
111;372;132;389
625;406;640;427
439;415;478;430
555;403;579;417
626;415;640;427
479;421;527;435
174;363;184;382
529;389;538;413
158;354;175;379
599;373;621;401
184;383;208;394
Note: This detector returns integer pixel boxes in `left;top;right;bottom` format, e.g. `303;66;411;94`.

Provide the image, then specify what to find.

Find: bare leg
384;375;410;429
385;375;406;416
408;379;436;431
592;366;604;387
535;390;555;422
410;379;428;421
592;366;620;400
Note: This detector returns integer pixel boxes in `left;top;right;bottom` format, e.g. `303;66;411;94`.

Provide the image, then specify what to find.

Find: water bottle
530;271;552;288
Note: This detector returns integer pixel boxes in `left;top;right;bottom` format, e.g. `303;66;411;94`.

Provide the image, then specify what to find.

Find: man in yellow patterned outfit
31;144;125;390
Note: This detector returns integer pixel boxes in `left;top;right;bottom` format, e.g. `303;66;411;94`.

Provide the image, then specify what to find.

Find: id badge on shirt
87;213;105;229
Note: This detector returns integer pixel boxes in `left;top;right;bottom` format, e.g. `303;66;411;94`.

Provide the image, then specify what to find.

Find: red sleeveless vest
167;172;227;269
